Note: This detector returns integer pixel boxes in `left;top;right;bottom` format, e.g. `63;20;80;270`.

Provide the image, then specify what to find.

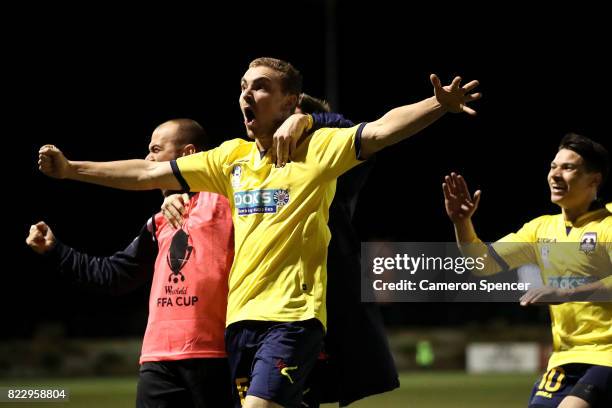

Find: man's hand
38;145;71;179
26;221;56;254
271;113;311;167
520;286;568;306
443;172;481;223
161;193;190;229
430;74;481;115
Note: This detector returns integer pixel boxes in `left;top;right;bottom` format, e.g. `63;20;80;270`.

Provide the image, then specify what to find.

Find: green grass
0;372;537;407
0;377;137;407
332;372;537;408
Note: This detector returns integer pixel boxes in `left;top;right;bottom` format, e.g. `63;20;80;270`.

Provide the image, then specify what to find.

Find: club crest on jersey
273;189;290;207
579;232;597;253
231;165;243;189
234;189;290;215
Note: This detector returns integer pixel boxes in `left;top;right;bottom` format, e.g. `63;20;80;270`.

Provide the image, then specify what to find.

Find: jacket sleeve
43;220;158;295
311;112;355;130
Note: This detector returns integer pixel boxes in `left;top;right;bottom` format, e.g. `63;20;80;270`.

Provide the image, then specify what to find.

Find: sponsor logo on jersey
547;276;597;289
234;189;290;215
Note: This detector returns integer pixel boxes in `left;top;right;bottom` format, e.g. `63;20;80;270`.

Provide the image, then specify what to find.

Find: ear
283;94;298;114
181;144;197;157
591;172;602;190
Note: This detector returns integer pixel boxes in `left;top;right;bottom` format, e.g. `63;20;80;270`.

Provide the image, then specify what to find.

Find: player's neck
561;201;592;223
255;134;273;153
254;115;290;153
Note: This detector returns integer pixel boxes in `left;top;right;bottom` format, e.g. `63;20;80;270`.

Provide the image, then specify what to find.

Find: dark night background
7;2;610;339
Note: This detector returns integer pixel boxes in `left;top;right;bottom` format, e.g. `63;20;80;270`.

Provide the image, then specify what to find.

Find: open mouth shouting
243;106;256;126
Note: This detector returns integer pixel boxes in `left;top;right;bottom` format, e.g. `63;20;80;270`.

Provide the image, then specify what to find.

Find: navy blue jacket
45;221;156;295
310;113;399;406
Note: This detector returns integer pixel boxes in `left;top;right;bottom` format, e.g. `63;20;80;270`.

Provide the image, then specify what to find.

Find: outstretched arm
360;75;481;158
442;172;506;276
38;145;182;191
26;221;156;295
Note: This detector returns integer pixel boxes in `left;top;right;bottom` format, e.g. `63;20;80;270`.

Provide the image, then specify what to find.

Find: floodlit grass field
0;371;537;407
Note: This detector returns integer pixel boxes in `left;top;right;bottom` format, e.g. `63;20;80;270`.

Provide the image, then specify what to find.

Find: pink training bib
140;192;234;363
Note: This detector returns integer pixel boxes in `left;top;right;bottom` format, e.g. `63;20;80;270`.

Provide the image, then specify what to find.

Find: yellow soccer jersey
172;125;365;328
492;206;612;369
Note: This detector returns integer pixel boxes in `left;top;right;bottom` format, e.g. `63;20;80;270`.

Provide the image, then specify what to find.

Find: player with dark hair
295;93;400;405
443;134;611;408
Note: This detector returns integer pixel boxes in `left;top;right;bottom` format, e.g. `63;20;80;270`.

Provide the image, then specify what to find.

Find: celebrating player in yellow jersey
38;57;481;408
443;133;611;408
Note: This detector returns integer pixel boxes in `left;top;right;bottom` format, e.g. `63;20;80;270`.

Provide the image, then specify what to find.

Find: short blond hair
249;57;302;96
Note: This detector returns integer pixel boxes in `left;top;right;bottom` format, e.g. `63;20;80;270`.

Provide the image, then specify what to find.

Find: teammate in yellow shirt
39;57;481;408
443;133;611;408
